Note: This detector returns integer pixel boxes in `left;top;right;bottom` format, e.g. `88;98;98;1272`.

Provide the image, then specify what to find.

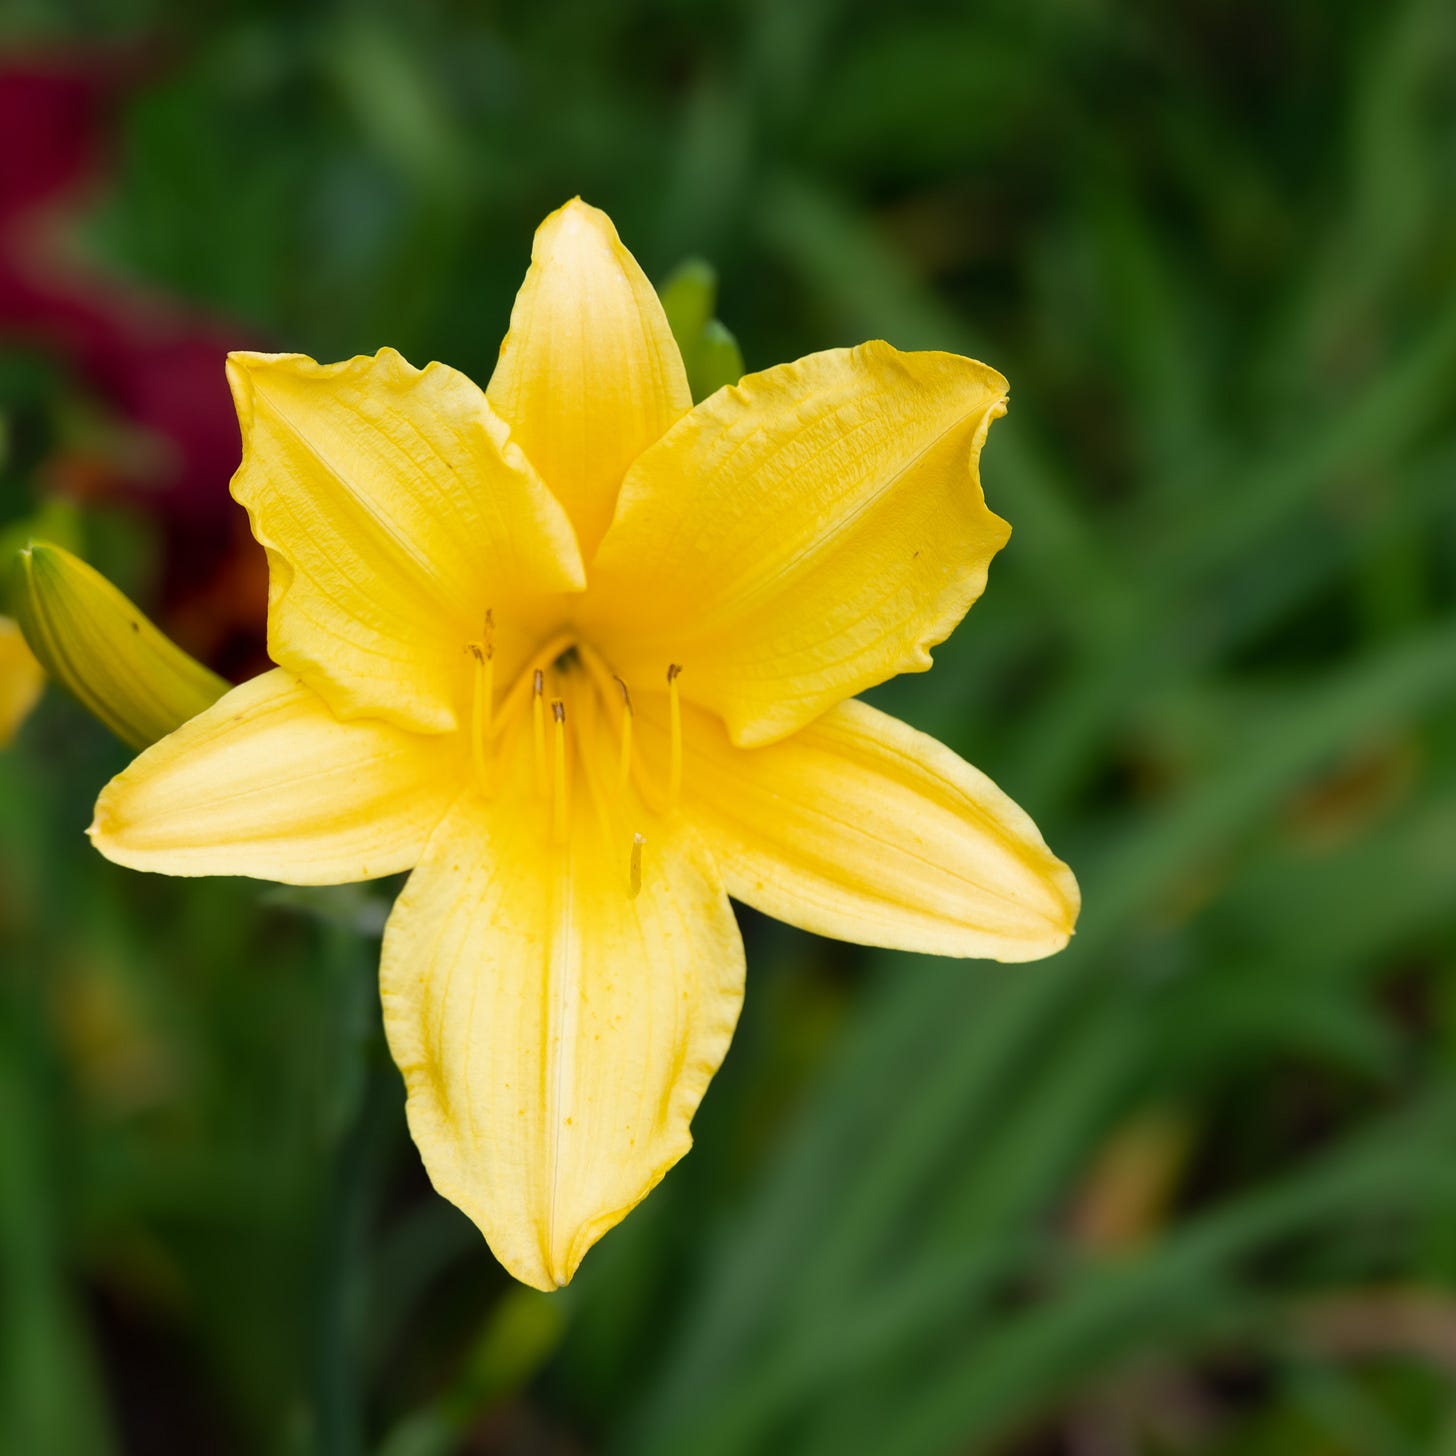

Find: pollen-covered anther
667;664;683;812
550;698;568;844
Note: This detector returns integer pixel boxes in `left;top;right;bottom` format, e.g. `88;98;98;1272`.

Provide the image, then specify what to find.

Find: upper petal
486;199;692;559
642;695;1078;961
228;348;586;733
0;615;45;746
380;695;744;1290
91;669;459;884
584;342;1010;747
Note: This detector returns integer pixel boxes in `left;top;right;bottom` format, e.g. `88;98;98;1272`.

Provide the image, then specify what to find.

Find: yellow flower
90;200;1079;1290
0;615;46;747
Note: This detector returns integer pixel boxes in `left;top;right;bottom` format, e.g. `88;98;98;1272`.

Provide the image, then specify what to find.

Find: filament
551;699;568;843
481;609;495;723
667;664;682;812
532;669;546;793
614;675;633;791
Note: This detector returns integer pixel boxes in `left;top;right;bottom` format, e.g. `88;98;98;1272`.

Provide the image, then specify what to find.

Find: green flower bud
659;258;745;402
10;542;228;750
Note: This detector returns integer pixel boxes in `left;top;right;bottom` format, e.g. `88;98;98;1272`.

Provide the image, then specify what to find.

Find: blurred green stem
0;966;116;1455
312;927;389;1456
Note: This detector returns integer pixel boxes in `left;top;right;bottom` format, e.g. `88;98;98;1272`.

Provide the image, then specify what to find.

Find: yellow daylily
0;615;46;746
90;199;1079;1290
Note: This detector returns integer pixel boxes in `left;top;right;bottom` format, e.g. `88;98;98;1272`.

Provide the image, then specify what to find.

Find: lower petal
380;752;744;1290
91;669;458;883
649;697;1079;962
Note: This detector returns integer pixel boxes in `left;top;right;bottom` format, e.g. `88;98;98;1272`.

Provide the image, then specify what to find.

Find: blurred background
3;2;1456;1453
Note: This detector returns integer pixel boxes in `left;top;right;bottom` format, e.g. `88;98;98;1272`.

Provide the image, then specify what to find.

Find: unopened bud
694;319;745;401
10;541;228;750
658;258;745;402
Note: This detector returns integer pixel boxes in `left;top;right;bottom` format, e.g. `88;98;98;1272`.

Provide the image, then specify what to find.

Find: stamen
667;663;683;812
614;674;634;791
532;668;546;793
629;831;646;898
466;610;496;794
467;644;490;792
551;699;568;843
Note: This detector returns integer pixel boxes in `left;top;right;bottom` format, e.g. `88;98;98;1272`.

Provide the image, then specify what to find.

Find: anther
629;831;646;899
551;699;568;843
532;668;546;792
667;664;683;812
614;674;634;791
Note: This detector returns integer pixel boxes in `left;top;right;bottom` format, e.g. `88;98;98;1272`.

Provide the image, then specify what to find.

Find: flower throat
465;614;682;896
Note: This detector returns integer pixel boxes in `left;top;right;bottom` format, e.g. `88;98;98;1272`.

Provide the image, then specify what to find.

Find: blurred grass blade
654;996;1139;1456
10;542;228;750
377;1287;566;1456
1160;285;1456;588
1081;615;1456;941
0;1019;118;1456
890;1097;1456;1456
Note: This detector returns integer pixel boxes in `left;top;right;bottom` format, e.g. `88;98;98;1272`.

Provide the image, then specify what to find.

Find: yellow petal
11;541;227;750
228;348;585;733
486;199;692;559
91;669;457;884
637;695;1077;961
381;694;743;1290
0;615;45;746
585;342;1010;747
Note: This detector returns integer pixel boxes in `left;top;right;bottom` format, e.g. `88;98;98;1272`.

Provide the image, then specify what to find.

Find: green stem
311;927;387;1456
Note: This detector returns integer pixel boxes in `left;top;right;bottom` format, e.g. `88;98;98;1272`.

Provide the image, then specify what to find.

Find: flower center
462;616;683;897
